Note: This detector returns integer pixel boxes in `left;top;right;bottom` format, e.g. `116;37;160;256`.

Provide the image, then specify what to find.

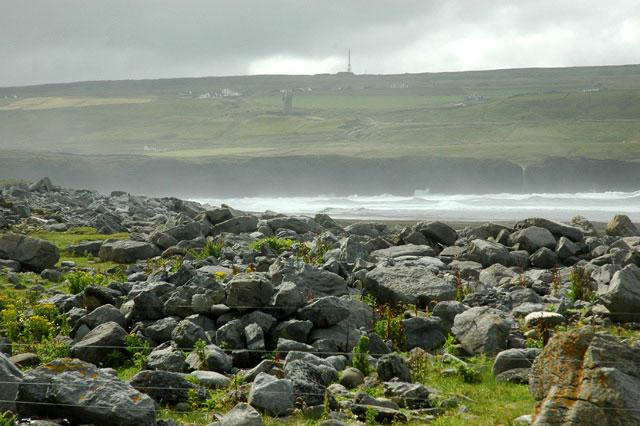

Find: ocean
193;190;640;222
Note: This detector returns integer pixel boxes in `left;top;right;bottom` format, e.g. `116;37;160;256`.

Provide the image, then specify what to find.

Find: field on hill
1;65;640;165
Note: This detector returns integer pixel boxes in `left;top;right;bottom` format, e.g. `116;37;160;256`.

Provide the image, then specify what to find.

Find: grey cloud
0;0;638;86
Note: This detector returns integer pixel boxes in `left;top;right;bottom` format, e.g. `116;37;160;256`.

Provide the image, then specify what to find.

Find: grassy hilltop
1;65;640;166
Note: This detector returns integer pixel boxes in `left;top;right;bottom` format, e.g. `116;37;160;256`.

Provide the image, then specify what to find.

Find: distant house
582;83;603;93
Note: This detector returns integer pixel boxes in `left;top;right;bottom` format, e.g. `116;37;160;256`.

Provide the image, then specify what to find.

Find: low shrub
66;271;106;294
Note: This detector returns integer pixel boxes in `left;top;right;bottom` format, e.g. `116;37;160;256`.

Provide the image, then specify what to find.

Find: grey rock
529;247;557;269
266;216;320;234
297;296;350;328
17;358;155;426
185;344;232;373
402;316;447;351
415;221;459;246
369;244;436;262
204;208;234;226
249;373;294;416
219;402;263;426
493;348;541;376
40;268;62;282
276;338;314;354
516;218;584;242
383;381;430;408
467;239;511;267
144;316;180;343
79;304;125;329
270;319;314;344
606;214;639;237
147;344;188;373
363;263;455;306
0;233;59;272
556;236;579;259
432;301;469;331
171;318;208;349
339;367;364;388
212;216;259;235
377;353;412;382
509;226;556;253
71;321;128;365
338;237;369;263
271;281;306;316
129;370;200;406
216;319;246;349
99;240;160;263
284;352;338;406
189;370;230;388
345;222;387;238
240;311;278;334
479;263;517;287
496;367;531;384
597;265;640;322
270;259;348;297
245;323;265;351
0;352;23;412
226;273;273;310
451;306;516;355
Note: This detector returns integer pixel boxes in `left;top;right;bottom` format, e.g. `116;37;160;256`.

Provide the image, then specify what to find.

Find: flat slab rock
17;358;156;426
363;263;455;306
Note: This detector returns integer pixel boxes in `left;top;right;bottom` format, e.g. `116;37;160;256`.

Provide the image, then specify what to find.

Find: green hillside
1;65;640;165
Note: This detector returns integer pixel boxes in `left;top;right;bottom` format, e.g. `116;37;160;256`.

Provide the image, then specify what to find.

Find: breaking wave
193;190;640;222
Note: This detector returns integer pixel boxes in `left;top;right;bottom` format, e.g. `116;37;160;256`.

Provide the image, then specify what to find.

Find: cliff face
524;157;640;193
0;153;637;197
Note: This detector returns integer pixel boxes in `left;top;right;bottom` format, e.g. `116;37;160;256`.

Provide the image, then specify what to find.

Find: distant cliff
0;153;637;197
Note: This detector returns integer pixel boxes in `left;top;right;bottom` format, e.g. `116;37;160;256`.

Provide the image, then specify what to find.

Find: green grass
31;227;128;269
1;64;640;164
411;355;533;426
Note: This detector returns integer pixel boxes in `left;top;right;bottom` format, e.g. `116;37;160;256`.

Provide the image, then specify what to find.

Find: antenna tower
348;49;352;73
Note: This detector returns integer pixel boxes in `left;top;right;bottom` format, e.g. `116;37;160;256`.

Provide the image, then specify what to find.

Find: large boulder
402;316;447;351
530;328;640;425
0;233;59;272
377;353;412;382
17;358;155;426
185;344;233;373
466;239;511;267
270;259;348;297
226;273;273;310
248;373;294;416
598;264;640;322
129;370;200;406
99;240;160;263
415;221;459;246
606;214;639;237
0;352;23;412
363;263;455;306
516;218;584;242
283;352;338;406
451;306;515;355
493;348;541;376
71;321;128;365
296;296;350;328
509;226;556;253
212;215;258;235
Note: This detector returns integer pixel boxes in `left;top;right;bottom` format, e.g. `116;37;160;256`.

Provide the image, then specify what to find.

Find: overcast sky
1;0;639;87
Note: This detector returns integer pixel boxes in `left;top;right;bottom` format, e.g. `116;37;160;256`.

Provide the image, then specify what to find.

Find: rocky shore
1;178;640;425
